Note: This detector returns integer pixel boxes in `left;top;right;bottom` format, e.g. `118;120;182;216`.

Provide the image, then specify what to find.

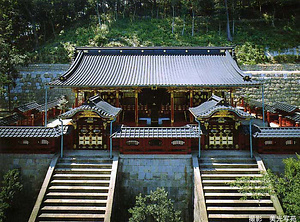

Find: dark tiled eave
0;126;70;138
248;99;277;113
253;127;300;138
113;125;200;138
273;102;299;113
0;113;26;126
60;96;121;120
286;114;300;123
16;101;40;113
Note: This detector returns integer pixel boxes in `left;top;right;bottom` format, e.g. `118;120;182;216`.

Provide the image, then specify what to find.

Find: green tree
0;169;23;222
230;155;300;217
129;187;182;222
0;0;28;110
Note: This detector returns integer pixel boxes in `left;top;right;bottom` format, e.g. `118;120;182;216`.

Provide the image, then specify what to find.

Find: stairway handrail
192;154;208;222
254;153;284;216
28;154;59;222
104;153;119;222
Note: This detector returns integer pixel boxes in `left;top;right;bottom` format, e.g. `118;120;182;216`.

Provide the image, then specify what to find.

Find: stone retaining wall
0;154;54;222
0;64;72;110
235;71;300;106
0;63;299;110
113;154;193;222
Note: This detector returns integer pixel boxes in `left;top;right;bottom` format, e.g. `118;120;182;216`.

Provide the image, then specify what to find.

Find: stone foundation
113;154;193;222
0;154;54;222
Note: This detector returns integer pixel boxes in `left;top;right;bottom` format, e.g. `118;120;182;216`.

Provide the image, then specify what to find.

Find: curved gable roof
49;47;259;88
60;95;122;120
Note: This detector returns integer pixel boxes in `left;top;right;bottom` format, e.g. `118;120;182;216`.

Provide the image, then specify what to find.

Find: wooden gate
206;118;238;149
76;117;106;149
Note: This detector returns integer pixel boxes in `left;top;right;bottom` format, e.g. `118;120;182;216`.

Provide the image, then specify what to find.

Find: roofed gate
60;95;121;150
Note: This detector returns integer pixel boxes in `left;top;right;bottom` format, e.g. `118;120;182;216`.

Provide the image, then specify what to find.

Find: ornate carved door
206;118;238;149
77;117;106;149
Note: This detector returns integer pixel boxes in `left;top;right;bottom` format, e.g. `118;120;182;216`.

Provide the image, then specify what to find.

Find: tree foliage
128;187;181;222
0;169;23;222
230;155;300;217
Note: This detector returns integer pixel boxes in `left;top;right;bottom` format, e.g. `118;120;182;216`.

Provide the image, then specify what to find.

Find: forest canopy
0;0;299;64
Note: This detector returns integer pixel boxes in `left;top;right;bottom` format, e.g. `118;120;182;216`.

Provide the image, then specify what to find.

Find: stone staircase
30;152;118;222
199;151;277;222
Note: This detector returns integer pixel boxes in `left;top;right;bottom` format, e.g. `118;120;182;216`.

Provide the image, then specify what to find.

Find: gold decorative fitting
141;50;144;53
220;49;225;53
185;50;188;53
163;50;166;53
98;50;101;53
84;50;88;53
120;50;123;53
207;50;210;52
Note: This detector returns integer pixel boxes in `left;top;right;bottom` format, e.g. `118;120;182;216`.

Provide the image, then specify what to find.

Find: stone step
203;186;268;193
204;192;270;197
200;151;251;157
56;162;112;169
200;157;256;163
206;199;273;207
206;199;273;204
53;173;111;179
46;192;108;199
200;163;258;168
48;186;109;192
41;206;106;213
201;174;263;179
55;168;112;174
207;206;275;212
38;213;105;220
44;199;107;205
208;214;276;219
51;180;110;186
202;180;262;186
201;168;261;174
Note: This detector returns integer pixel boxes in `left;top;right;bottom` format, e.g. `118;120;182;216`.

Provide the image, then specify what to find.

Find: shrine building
47;46;262;154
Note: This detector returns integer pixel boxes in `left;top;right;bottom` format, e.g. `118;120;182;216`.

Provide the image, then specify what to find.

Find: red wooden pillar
116;90;120;123
135;90;139;126
282;117;286;126
296;122;299;127
189;90;193;123
75;89;78;107
170;91;174;126
241;97;245;107
279;115;282;127
267;111;270;124
230;90;234;107
42;112;45;126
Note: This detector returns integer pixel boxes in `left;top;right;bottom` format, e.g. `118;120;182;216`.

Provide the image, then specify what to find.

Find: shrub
236;43;268;65
230;154;300;217
0;169;23;222
128;187;181;222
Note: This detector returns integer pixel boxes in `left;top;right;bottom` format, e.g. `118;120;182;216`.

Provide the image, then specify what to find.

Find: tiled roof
37;99;61;112
253;127;300;138
286;113;300;123
189;95;250;119
273;102;298;113
49;47;259;88
113;125;200;138
0;126;70;138
248;99;276;113
61;95;121;119
0;113;26;126
16;101;40;113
